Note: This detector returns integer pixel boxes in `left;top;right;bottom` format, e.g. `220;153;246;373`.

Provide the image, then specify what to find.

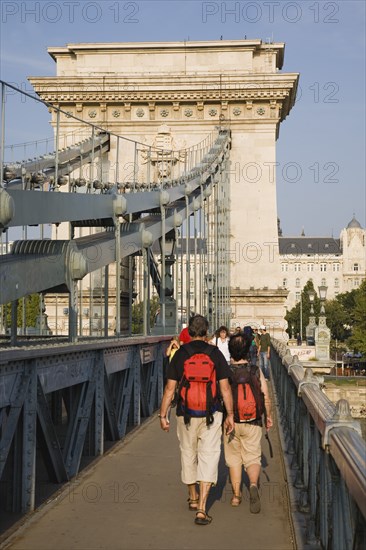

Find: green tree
1;294;41;329
323;299;349;341
131;296;160;334
347;280;366;354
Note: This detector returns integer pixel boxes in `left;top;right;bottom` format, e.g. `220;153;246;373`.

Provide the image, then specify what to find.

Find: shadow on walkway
2;404;296;550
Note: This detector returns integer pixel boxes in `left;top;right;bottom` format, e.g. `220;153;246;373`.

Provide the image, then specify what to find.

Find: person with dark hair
159;315;234;526
210;325;230;364
224;333;273;513
258;325;271;380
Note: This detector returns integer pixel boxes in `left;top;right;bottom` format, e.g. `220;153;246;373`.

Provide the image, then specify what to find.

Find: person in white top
211;326;231;364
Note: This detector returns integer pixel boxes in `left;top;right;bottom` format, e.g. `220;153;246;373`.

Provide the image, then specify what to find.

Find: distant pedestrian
210;325;230;364
166;336;180;362
296;333;302;346
258;325;271;380
179;325;191;344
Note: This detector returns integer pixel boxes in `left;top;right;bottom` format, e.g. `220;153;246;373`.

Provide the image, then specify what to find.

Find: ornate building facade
279;217;366;311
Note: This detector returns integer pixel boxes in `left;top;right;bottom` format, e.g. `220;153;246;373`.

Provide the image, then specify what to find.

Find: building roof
279;237;341;256
346;216;362;229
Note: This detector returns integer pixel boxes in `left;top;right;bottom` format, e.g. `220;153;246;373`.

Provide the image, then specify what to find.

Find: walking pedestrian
258;325;271;380
159;314;234;526
224;332;273;513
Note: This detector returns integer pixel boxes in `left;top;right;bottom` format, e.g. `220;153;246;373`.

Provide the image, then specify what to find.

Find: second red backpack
230;364;265;423
177;344;218;426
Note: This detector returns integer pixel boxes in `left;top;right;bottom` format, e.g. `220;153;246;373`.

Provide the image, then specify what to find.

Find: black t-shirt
167;340;231;416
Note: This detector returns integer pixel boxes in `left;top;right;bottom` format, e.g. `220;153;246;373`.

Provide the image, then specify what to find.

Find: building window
333;263;340;272
353;263;359;272
294;263;301;272
354;279;360;287
295;292;301;301
295;278;301;288
281;263;288;272
320;263;327;272
334;278;339;288
307;263;314;272
282;278;287;288
321;278;326;286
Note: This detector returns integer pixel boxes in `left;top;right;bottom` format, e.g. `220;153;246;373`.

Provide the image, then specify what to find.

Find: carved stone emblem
141;125;186;183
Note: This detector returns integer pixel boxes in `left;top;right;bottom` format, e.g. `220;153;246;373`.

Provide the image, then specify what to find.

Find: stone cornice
29;75;298;122
47;39;285;69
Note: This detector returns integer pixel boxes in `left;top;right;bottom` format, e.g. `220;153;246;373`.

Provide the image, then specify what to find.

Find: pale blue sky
1;0;365;237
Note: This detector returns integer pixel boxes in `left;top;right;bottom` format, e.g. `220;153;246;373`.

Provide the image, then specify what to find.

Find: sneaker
249;485;261;514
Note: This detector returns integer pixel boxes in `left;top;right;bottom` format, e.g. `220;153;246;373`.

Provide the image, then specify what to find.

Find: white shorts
176;411;223;485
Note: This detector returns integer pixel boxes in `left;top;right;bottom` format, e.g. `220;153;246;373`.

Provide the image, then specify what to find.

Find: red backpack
177;344;218;426
230;364;265;423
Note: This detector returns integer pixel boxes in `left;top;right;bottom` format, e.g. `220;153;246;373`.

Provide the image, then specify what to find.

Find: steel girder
0;338;167;518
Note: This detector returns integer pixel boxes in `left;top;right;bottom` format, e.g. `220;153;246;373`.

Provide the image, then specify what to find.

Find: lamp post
300;292;303;343
306;289;316;345
318;285;327;314
153;229;176;334
315;285;331;360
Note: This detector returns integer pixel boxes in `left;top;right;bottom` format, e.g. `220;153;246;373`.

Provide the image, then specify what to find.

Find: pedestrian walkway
1;400;296;550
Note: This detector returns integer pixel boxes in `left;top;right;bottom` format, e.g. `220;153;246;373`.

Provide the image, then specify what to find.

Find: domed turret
346;216;362;229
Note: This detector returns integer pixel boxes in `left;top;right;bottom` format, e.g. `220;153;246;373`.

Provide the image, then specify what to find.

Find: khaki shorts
223;422;262;469
176;411;223;485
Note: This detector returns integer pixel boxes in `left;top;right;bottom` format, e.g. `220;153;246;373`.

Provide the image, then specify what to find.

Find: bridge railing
271;340;366;550
0;336;169;527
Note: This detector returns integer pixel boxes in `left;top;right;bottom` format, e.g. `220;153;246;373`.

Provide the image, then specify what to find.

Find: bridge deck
2;405;296;550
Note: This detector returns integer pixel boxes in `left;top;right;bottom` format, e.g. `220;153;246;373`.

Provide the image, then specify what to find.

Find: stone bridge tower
30;40;299;337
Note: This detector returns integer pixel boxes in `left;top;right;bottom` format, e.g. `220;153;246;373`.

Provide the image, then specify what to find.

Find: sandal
194;510;212;526
187;497;199;511
230;495;242;507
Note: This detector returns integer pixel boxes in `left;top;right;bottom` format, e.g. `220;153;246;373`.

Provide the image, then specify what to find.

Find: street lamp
154;229;176;334
307;289;315;314
306;289;317;345
318;285;327;314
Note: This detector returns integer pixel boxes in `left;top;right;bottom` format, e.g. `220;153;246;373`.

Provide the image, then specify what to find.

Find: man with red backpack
224;332;273;513
159;315;234;526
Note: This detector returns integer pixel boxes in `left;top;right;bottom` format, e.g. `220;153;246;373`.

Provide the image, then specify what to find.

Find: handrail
271;339;366;548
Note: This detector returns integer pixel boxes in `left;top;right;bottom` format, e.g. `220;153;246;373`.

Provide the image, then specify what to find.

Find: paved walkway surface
1;401;296;550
